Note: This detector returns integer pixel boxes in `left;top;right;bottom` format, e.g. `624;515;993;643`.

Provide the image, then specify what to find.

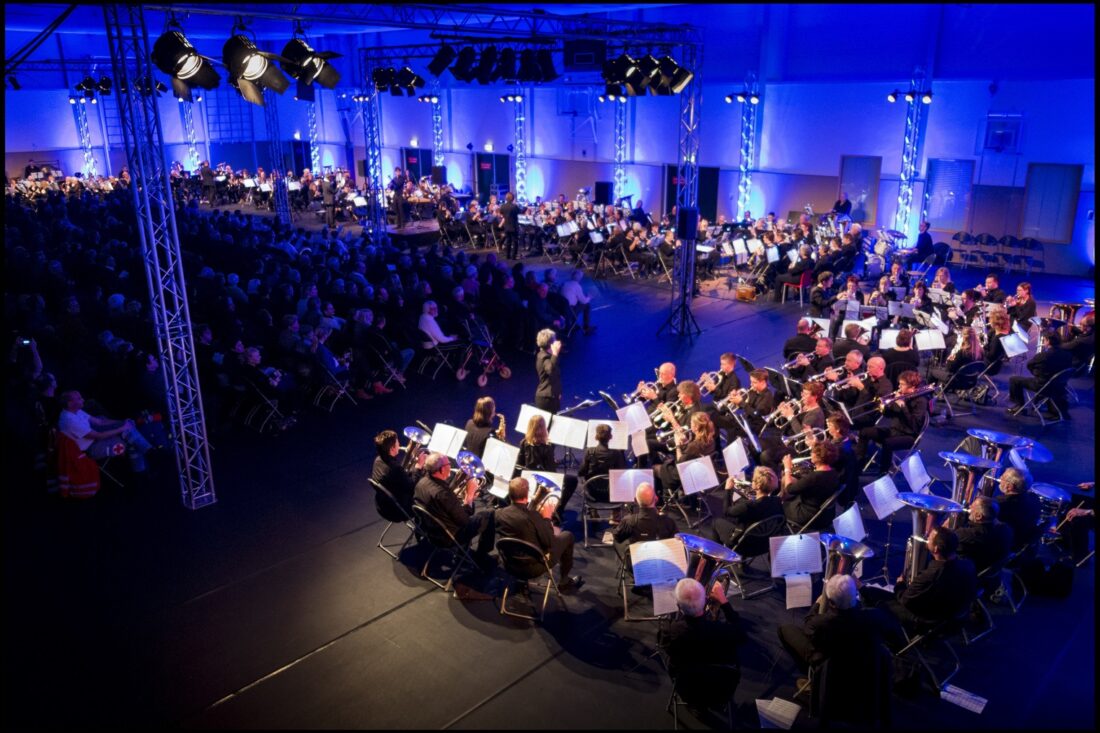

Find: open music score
878;328;900;350
675;456;719;495
615;402;652;435
722;438;751;480
863;474;904;520
915;329;946;351
833;502;868;541
481;437;519;499
769;533;823;578
610;468;655;503
899;451;933;494
629;537;688;587
427;423;467;458
587;419;630;451
999;332;1029;358
515;403;553;434
548;414;588;450
888;301;916;319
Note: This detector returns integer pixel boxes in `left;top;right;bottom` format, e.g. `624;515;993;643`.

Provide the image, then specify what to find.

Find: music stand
861;474;905;586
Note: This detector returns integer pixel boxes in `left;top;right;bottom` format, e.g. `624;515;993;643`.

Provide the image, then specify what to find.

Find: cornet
715;388;749;412
697;371;722;395
763;399;800;429
783;354;810;370
781;427;828;454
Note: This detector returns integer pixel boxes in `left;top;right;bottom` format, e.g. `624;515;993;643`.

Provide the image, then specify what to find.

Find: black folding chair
411;505;479;594
580;475;623;548
367;478;421;560
935;360;987;419
666;662;741;730
728;513;789;599
496;537;563;621
1010;367;1074;426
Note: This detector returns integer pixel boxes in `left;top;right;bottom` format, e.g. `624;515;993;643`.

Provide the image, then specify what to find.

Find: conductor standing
390;166;407;230
321;172;336;229
498;191;521;260
199;161;216;207
534;328;562;414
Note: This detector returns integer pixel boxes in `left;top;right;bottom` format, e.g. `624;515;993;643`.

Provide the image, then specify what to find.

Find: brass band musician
855;370;930;473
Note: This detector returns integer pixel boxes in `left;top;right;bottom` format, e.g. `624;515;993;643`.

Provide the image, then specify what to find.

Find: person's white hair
824;575;859;611
423;452;448;474
635;482;657;508
536;328;557;350
675;578;706;617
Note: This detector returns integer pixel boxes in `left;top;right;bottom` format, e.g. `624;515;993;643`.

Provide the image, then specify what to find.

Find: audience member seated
57;389;154;472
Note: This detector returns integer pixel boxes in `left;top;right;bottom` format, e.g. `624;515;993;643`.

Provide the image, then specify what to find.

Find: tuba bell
401;425;432;471
528;474;563;515
449;450;488;498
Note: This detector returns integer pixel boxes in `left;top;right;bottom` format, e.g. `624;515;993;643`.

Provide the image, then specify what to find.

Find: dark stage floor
4;261;1095;729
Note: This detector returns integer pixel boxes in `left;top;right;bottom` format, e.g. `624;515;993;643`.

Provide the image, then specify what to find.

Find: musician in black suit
976;273;1006;304
759;381;827;471
955;497;1014;574
371;429;418;519
390;167;407;229
1062;312;1095;368
662;578;746;683
781;441;841;530
199;161;216;207
495;477;582;589
787;337;835;381
773;244;815;303
703;353;742;440
995;468;1044;552
534;328;562;414
321;172;336;228
463;396;498;458
783;319;819;361
578;423;627;502
1007;330;1073;417
612;482;678;573
710;467;782;552
629;199;650;226
809;271;837;317
498;192;521;259
832;322;872;362
868;526;978;633
727;369;775;440
831;192;852;217
414;452;495;563
856;369;929;473
913;220;934;263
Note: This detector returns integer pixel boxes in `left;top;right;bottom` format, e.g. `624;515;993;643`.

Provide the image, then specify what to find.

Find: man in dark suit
1007;330;1073;417
955;497;1014;574
865;526;978;633
371;429;418;519
913;220;934;263
390;167;407;229
662;578;746;687
413;452;495;563
783;318;819;361
612;482;678;571
832;322;872;361
495;477;582;589
199;161;216;207
321;172;336;228
995;468;1044;552
498;191;521;260
534;328;562;413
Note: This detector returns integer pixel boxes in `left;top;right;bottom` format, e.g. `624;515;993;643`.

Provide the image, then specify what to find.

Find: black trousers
324;203;336;228
778;624;824;674
456;510;496;557
502;230;519;259
534;395;560;414
549;530;576;578
857;427;915;471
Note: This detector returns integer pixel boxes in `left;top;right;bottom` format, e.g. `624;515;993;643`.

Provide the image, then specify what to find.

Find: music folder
878;328;900;351
259;183;272;192
616;402;651;435
287;181;302;191
766;247;780;264
787;248;799;265
915;329;946;351
589;231;604;244
675;456;719;496
610;468;655;503
352;196;368;207
515;403;553;433
863;475;904;520
769;533;823;578
629;537;688;587
426;423;467;458
888;301;916;319
746;238;763;254
998;332;1028;358
548;414;588;450
481;438;519;483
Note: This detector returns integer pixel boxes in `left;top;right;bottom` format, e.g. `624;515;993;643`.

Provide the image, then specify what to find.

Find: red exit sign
479;163;492;170
407;156;418;164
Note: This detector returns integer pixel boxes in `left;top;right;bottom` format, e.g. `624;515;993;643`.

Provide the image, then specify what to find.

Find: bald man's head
636;482;657;508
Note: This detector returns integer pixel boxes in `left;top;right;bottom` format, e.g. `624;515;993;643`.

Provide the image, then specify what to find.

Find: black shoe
558;575;585;591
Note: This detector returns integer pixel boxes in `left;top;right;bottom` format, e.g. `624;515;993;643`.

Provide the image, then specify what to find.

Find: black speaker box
676;207;700;241
594;181;613;206
431;166;447;185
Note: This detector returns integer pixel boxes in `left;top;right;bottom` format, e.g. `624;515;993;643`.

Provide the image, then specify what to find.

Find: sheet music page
845;301;862;318
915;329;946;350
930;314;949;334
676;456;719;495
1012;321;1030;341
1000;333;1028;358
630;538;688;586
878;328;900;350
767;698;802;728
616;403;652;434
629;430;650;457
859;316;880;331
863;475;903;520
899;452;931;493
549;414;589;449
489;477;510;500
481;438;519;480
769;533;823;577
651;582;679;616
610;468;654;503
785;572;813;609
588;419;629;450
833;502;867;540
888;300;903;317
807;317;831;335
941;685;988;714
515;403;553;433
723;439;750;479
427;423;468;458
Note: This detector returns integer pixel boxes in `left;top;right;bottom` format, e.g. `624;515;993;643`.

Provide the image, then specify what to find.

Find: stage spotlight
500;95;507;103
904;89;916;103
921;91;933;104
887;89;899;103
637;54;661;94
395;66;425;95
280;37;341;89
724;94;733;104
484;142;493;151
749;92;759;104
153;27;220;100
517;49;541;83
97;76;113;94
69;96;76;105
664;57;693;93
428;44;457;77
495;48;517;82
476;46;498;84
602;83;623;101
372;67;395;91
450;47;477;82
536;49;558;82
222;34;290;105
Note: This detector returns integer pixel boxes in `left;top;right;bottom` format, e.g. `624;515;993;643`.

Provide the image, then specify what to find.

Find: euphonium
448;450;487;497
529;475;562;514
401;425;432;471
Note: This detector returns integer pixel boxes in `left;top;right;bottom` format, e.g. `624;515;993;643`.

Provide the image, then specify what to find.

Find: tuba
449;450;487;498
401;425;432;471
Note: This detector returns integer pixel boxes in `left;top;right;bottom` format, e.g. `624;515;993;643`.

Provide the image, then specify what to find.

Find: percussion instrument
938;451;999;516
898;492;965;583
676;532;743;605
401;425;432;471
1029;483;1071;544
529;473;563;514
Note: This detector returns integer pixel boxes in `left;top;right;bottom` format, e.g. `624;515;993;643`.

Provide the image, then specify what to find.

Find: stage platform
4;242;1095;729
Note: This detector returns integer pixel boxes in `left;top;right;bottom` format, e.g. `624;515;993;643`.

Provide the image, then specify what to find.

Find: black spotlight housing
395;66;425;95
222;34;289;105
280;38;341;89
96;76;113;94
536;49;558;83
372;67;395;92
428;44;457;77
450;47;477;82
517;49;541;83
153;29;220;99
495;48;517;82
476;46;498;84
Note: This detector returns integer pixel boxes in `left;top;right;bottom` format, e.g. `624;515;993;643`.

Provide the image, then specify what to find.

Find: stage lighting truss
222;20;291;106
280;28;341;90
152;19;221;101
888;88;932;104
417;93;441;104
603;52;692;97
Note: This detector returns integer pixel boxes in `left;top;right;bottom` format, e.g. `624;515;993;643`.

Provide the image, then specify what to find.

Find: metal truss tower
431;79;444;169
737;78;760;220
613;98;627;205
263;90;292;227
512;88;528;205
359;53;388;246
894;69;928;240
71;99;99;178
102;4;215;510
307;101;321;174
179;101;201;172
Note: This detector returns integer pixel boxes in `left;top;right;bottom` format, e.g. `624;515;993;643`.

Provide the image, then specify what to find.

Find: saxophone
496;413;507;441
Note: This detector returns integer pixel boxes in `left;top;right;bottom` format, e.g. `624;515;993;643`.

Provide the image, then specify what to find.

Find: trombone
847;385;935;420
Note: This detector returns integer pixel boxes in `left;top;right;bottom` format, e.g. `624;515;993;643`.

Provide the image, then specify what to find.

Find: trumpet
697;371;722;395
763;399;800;429
781;427;828;453
782;354;810;370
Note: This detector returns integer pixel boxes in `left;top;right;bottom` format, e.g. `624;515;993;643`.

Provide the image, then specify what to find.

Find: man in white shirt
559;269;595;335
417;300;461;350
58;390;154;470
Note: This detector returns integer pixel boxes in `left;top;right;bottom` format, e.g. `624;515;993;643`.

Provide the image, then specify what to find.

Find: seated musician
931;266;956;294
863;526;978;634
976;272;1006;304
518;414;556;473
579;423;627;503
994;467;1044;553
372;429;421;518
663;578;746;683
778;574;904;678
725;369;775;444
836;274;865;308
783;318;819;361
809;271;837;317
887;260;909;291
807;414;859;504
906;280;933;316
414;452;496;566
772;244;815;302
657;229;679;272
781;441;841;531
1005;282;1037;325
788;337;834;381
710;467;782;552
831;322;871;361
947;288;981;329
929;326;984;385
612;482;678;575
955;497;1014;575
879;328;921;373
1061;312;1094;368
981;308;1013;376
702;353;742;439
463;396;498;458
657;412;717;500
855;370;930;474
495;477;583;590
759;381;827;470
1007;329;1073;417
638;362;679;406
867;275;897;307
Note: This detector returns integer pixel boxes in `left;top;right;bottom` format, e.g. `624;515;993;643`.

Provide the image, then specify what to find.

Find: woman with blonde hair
518;413;555;472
